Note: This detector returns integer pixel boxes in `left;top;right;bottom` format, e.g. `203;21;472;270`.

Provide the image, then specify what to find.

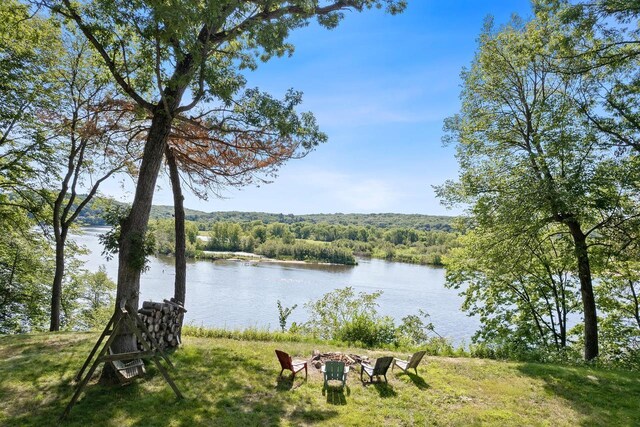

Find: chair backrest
373;356;394;375
324;361;345;380
407;351;426;370
275;350;293;370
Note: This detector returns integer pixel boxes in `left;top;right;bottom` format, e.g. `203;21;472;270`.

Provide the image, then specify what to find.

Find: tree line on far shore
78;201;455;231
149;216;459;266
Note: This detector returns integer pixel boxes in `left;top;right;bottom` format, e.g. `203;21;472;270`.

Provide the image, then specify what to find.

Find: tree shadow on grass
2;340;339;427
0;332;93;360
289;407;339;423
517;362;640;427
0;333;97;424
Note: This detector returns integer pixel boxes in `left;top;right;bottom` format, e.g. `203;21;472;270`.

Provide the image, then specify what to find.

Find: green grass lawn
1;332;638;426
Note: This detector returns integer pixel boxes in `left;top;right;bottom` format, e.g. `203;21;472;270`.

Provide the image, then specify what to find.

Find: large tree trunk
101;109;175;382
101;44;194;381
165;147;186;305
117;110;174;306
566;219;599;360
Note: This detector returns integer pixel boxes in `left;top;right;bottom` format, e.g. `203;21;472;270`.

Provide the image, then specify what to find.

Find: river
73;228;479;345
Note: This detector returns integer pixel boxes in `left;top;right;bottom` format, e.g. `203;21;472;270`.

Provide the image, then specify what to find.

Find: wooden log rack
61;299;184;420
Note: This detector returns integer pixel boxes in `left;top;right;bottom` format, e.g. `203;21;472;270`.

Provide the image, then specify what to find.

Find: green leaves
0;213;54;333
276;300;298;332
1;1;62;181
303;286;384;340
51;0;407;112
63;267;116;330
445;223;582;356
442;8;630;234
440;7;640;360
302;286;440;348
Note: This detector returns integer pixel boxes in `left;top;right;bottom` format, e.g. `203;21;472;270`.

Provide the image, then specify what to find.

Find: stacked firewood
310;351;368;369
137;299;186;351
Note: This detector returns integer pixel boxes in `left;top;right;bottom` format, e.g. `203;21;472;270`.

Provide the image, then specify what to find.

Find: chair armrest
361;363;374;376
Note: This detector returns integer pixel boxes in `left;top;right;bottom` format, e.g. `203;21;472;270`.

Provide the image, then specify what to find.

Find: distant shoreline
200;250;346;266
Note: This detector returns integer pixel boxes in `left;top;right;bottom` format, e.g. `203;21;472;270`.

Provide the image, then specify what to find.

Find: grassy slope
1;333;639;427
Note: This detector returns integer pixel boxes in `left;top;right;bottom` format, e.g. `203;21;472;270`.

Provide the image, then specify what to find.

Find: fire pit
310;351;368;369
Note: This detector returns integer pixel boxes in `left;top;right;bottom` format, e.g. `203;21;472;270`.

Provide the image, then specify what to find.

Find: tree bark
165;146;186;305
50;194;69;332
566;219;599;360
49;236;66;331
103;109;175;380
629;279;640;330
100;43;193;380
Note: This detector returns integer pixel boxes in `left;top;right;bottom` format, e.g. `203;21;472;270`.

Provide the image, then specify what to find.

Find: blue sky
105;1;534;215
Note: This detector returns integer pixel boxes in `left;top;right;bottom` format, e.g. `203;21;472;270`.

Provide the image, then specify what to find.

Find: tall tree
42;0;407;364
533;0;640;363
439;13;635;360
1;1;64;332
1;0;60;223
45;37;143;331
164;149;187;305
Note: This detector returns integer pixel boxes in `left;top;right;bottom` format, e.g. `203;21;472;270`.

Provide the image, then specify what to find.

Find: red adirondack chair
275;349;308;379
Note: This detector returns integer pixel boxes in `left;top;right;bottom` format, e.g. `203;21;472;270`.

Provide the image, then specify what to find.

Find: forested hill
150;207;455;230
79;200;455;231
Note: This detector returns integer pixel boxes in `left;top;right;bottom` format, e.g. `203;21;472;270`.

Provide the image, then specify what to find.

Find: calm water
73;228;479;345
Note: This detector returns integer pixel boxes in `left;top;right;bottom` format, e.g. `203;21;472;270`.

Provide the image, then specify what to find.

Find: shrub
255;240;356;265
337;314;397;347
303;287;447;350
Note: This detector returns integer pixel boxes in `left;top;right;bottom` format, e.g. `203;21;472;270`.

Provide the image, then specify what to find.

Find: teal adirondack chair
392;350;426;375
322;361;348;389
